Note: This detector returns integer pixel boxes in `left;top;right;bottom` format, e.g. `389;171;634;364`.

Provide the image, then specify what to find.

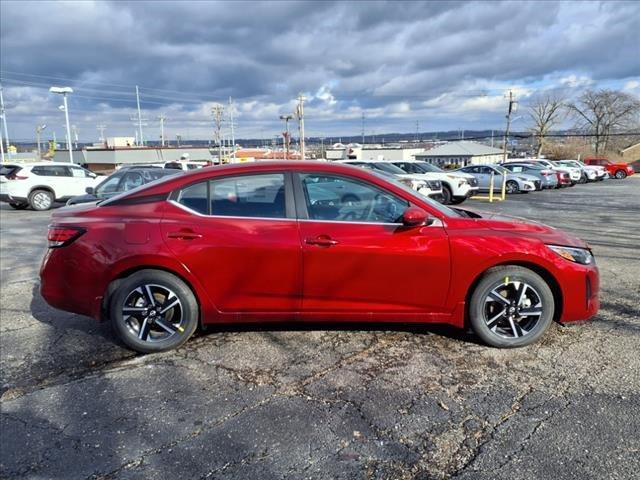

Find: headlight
412;180;427;190
547;245;594;265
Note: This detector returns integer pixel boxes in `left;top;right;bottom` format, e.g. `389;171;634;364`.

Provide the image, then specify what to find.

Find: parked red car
583;157;635;179
40;162;599;352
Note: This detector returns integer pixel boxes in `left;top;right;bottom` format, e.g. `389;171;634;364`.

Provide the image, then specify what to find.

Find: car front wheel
615;170;627;179
505;180;519;194
469;266;554;348
109;270;199;353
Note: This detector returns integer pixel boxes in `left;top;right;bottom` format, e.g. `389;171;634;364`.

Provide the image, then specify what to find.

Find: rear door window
176;173;287;219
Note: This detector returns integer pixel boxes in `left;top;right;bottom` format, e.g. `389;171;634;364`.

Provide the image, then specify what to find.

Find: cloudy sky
1;0;639;143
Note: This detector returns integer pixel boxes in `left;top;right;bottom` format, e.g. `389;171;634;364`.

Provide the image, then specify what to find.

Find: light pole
279;114;293;160
36;124;47;159
49;86;74;163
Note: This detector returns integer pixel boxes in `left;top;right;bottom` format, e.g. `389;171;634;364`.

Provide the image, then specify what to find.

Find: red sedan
40;161;599;352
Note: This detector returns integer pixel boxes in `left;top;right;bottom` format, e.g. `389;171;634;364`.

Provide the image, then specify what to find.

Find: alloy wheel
483;280;543;339
122;284;184;342
32;192;52;210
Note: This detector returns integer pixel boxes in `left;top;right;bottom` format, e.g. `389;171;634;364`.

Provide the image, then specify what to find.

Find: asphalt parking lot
1;178;639;479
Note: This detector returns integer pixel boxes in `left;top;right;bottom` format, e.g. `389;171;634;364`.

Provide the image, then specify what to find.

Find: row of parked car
338;156;632;205
0;156;634;210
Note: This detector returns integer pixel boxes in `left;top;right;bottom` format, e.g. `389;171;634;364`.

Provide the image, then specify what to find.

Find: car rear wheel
578;174;587;184
9;202;28;210
615;170;627;179
469;266;554;348
505;180;519;194
29;189;54;211
109;270;199;353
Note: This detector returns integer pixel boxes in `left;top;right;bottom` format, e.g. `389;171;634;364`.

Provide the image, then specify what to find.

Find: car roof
14;161;89;168
100;161;400;203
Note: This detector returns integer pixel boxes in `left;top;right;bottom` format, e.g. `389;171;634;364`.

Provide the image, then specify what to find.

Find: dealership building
414;141;504;167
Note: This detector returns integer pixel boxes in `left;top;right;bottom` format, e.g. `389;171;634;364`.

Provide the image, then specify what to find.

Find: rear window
0;165;21;177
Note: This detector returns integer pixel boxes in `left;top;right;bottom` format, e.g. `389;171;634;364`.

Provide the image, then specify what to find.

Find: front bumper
558;262;599;323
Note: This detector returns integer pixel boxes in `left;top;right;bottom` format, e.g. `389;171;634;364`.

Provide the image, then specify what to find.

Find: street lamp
49;86;74;163
36;124;47;159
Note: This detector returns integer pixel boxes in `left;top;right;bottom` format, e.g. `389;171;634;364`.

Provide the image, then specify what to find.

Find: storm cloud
1;0;638;141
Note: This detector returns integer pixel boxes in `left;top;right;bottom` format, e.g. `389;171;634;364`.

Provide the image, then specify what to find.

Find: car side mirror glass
402;206;428;227
85;187;94;194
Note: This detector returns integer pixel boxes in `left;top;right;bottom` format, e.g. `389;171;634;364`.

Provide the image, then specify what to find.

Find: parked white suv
339;160;444;200
387;160;479;204
0;162;102;210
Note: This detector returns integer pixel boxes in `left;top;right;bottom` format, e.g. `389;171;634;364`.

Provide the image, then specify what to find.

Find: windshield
371;162;407;174
492;165;510;174
415;162;444;173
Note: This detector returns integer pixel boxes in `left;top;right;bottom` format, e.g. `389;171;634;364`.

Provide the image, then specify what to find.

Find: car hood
456;209;589;248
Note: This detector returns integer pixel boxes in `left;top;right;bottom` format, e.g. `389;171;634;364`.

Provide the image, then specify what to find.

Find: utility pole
295;94;306;160
97;124;107;146
279;114;293;160
415;120;419;142
502;90;517;163
228;97;236;160
158;115;167;147
135;85;145;146
212;103;224;163
0;83;10;159
361;113;365;145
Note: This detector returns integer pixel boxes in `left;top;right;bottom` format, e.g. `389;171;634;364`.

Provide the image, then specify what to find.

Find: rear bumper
40;247;104;320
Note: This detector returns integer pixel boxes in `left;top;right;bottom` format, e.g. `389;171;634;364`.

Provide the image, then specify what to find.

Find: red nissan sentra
40;161;599;353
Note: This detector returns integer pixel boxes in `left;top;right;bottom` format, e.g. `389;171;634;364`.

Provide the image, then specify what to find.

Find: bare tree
527;93;566;157
567;89;640;154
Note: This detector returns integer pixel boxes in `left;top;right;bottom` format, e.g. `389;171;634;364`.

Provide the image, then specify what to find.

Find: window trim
170;171;295;220
292;171;410;225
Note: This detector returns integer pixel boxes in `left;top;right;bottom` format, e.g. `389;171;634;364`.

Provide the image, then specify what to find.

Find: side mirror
85;187;94;194
402;206;429;227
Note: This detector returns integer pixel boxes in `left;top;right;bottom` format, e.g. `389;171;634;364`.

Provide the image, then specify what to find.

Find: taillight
47;226;86;248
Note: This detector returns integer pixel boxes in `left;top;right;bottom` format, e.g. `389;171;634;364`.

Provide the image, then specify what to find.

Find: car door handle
305;236;338;247
167;229;203;240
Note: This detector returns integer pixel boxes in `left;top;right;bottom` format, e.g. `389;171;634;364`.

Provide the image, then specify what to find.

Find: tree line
527;89;640;158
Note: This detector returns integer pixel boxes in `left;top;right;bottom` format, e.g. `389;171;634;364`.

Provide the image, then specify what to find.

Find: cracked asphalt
1;177;639;479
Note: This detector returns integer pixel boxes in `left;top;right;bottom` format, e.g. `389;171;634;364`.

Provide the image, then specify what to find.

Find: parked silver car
502;163;558;189
456;164;538;193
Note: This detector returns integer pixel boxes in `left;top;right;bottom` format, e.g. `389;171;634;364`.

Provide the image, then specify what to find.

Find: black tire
9;202;28;210
505;180;519;194
449;196;467;205
28;189;54;211
577;173;587;184
109;269;199;353
440;185;452;204
468;266;554;348
614;170;627;179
